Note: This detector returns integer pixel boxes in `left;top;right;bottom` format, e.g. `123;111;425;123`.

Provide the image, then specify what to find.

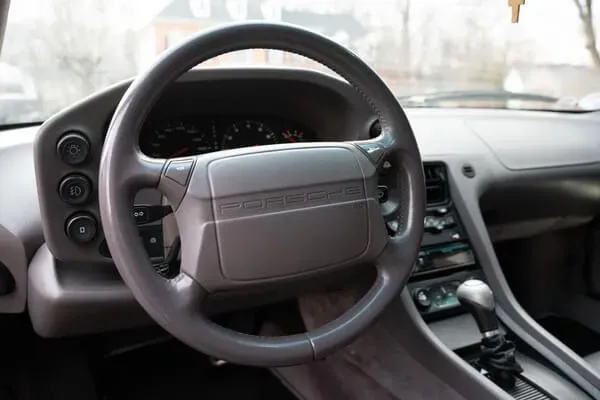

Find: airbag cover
208;147;369;281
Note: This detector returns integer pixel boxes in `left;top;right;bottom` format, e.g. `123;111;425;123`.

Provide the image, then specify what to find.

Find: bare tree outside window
572;0;600;68
2;0;138;117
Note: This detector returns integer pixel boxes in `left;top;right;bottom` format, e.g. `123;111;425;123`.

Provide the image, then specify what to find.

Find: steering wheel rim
99;21;425;367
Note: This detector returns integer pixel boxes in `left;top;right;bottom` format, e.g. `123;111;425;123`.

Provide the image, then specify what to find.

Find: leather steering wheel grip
99;21;425;366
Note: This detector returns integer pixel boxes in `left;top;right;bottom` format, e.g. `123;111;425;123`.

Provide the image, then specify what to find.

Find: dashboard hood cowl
467;113;600;171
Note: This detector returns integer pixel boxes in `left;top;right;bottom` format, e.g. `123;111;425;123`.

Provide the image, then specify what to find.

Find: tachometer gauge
222;120;277;149
281;128;305;143
140;119;218;158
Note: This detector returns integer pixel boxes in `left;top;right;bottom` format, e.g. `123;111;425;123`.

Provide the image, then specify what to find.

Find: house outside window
189;0;211;18
164;30;188;50
266;50;284;65
226;0;248;21
229;50;253;65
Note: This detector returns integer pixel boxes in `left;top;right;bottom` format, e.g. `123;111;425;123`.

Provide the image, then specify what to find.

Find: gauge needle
283;133;296;143
169;147;189;158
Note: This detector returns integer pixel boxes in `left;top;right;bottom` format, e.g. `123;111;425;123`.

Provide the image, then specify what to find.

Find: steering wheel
99;22;425;367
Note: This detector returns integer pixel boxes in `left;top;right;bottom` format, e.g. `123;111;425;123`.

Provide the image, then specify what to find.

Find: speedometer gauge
141;116;314;157
222;120;278;149
140;119;218;158
281;128;305;143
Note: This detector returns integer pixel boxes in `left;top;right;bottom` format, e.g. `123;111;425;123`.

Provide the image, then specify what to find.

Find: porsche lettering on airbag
216;183;364;216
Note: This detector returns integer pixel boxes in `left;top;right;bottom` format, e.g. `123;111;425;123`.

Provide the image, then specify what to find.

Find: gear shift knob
457;279;499;337
458;280;522;389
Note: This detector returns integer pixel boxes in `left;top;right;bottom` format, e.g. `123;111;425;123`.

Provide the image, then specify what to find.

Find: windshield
2;0;600;124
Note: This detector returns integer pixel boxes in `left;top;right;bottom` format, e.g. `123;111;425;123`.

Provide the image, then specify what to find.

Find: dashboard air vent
424;162;448;205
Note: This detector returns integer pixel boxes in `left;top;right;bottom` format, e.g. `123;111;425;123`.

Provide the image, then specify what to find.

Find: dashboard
30;69;372;267
139;115;314;158
2;67;600;339
0;62;597;400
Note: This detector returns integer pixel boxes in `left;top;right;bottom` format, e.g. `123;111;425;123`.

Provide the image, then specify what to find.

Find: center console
403;163;483;319
405;162;590;400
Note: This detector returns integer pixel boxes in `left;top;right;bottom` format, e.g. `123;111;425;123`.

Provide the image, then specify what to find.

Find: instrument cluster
140;115;314;158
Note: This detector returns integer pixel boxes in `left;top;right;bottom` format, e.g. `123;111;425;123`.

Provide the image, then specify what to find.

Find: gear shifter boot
457;279;523;390
479;334;523;389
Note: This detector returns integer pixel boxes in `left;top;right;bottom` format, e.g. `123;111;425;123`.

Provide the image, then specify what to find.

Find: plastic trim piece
444;154;600;399
429;314;590;399
395;291;512;399
0;225;27;313
28;244;151;337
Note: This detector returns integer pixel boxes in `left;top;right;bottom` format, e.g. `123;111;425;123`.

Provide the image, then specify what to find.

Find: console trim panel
444;154;600;398
28;244;151;337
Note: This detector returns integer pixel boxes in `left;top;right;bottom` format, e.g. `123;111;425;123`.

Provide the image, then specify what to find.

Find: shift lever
457;279;522;389
456;279;500;338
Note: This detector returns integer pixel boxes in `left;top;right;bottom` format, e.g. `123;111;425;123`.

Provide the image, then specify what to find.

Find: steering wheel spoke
348;131;396;168
168;271;207;314
155;156;198;211
306;238;413;358
115;149;167;193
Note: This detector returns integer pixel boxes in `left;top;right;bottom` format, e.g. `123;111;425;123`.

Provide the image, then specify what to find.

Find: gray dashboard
34;68;371;265
1;67;600;335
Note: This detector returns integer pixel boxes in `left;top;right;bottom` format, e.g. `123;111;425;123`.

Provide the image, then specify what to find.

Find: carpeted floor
537;315;600;357
99;339;295;400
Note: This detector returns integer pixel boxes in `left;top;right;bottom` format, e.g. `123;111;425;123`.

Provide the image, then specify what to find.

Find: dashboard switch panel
377;185;389;203
413;288;433;310
65;213;98;244
408;269;485;319
58;174;92;205
139;225;165;259
56;132;90;166
414;242;475;275
132;205;173;225
99;224;165;260
421;207;465;247
132;206;150;224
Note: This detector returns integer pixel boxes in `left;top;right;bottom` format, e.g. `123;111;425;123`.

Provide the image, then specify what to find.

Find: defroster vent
424;162;448;205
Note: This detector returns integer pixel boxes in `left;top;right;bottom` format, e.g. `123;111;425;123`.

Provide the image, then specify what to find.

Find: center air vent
424;163;448;205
